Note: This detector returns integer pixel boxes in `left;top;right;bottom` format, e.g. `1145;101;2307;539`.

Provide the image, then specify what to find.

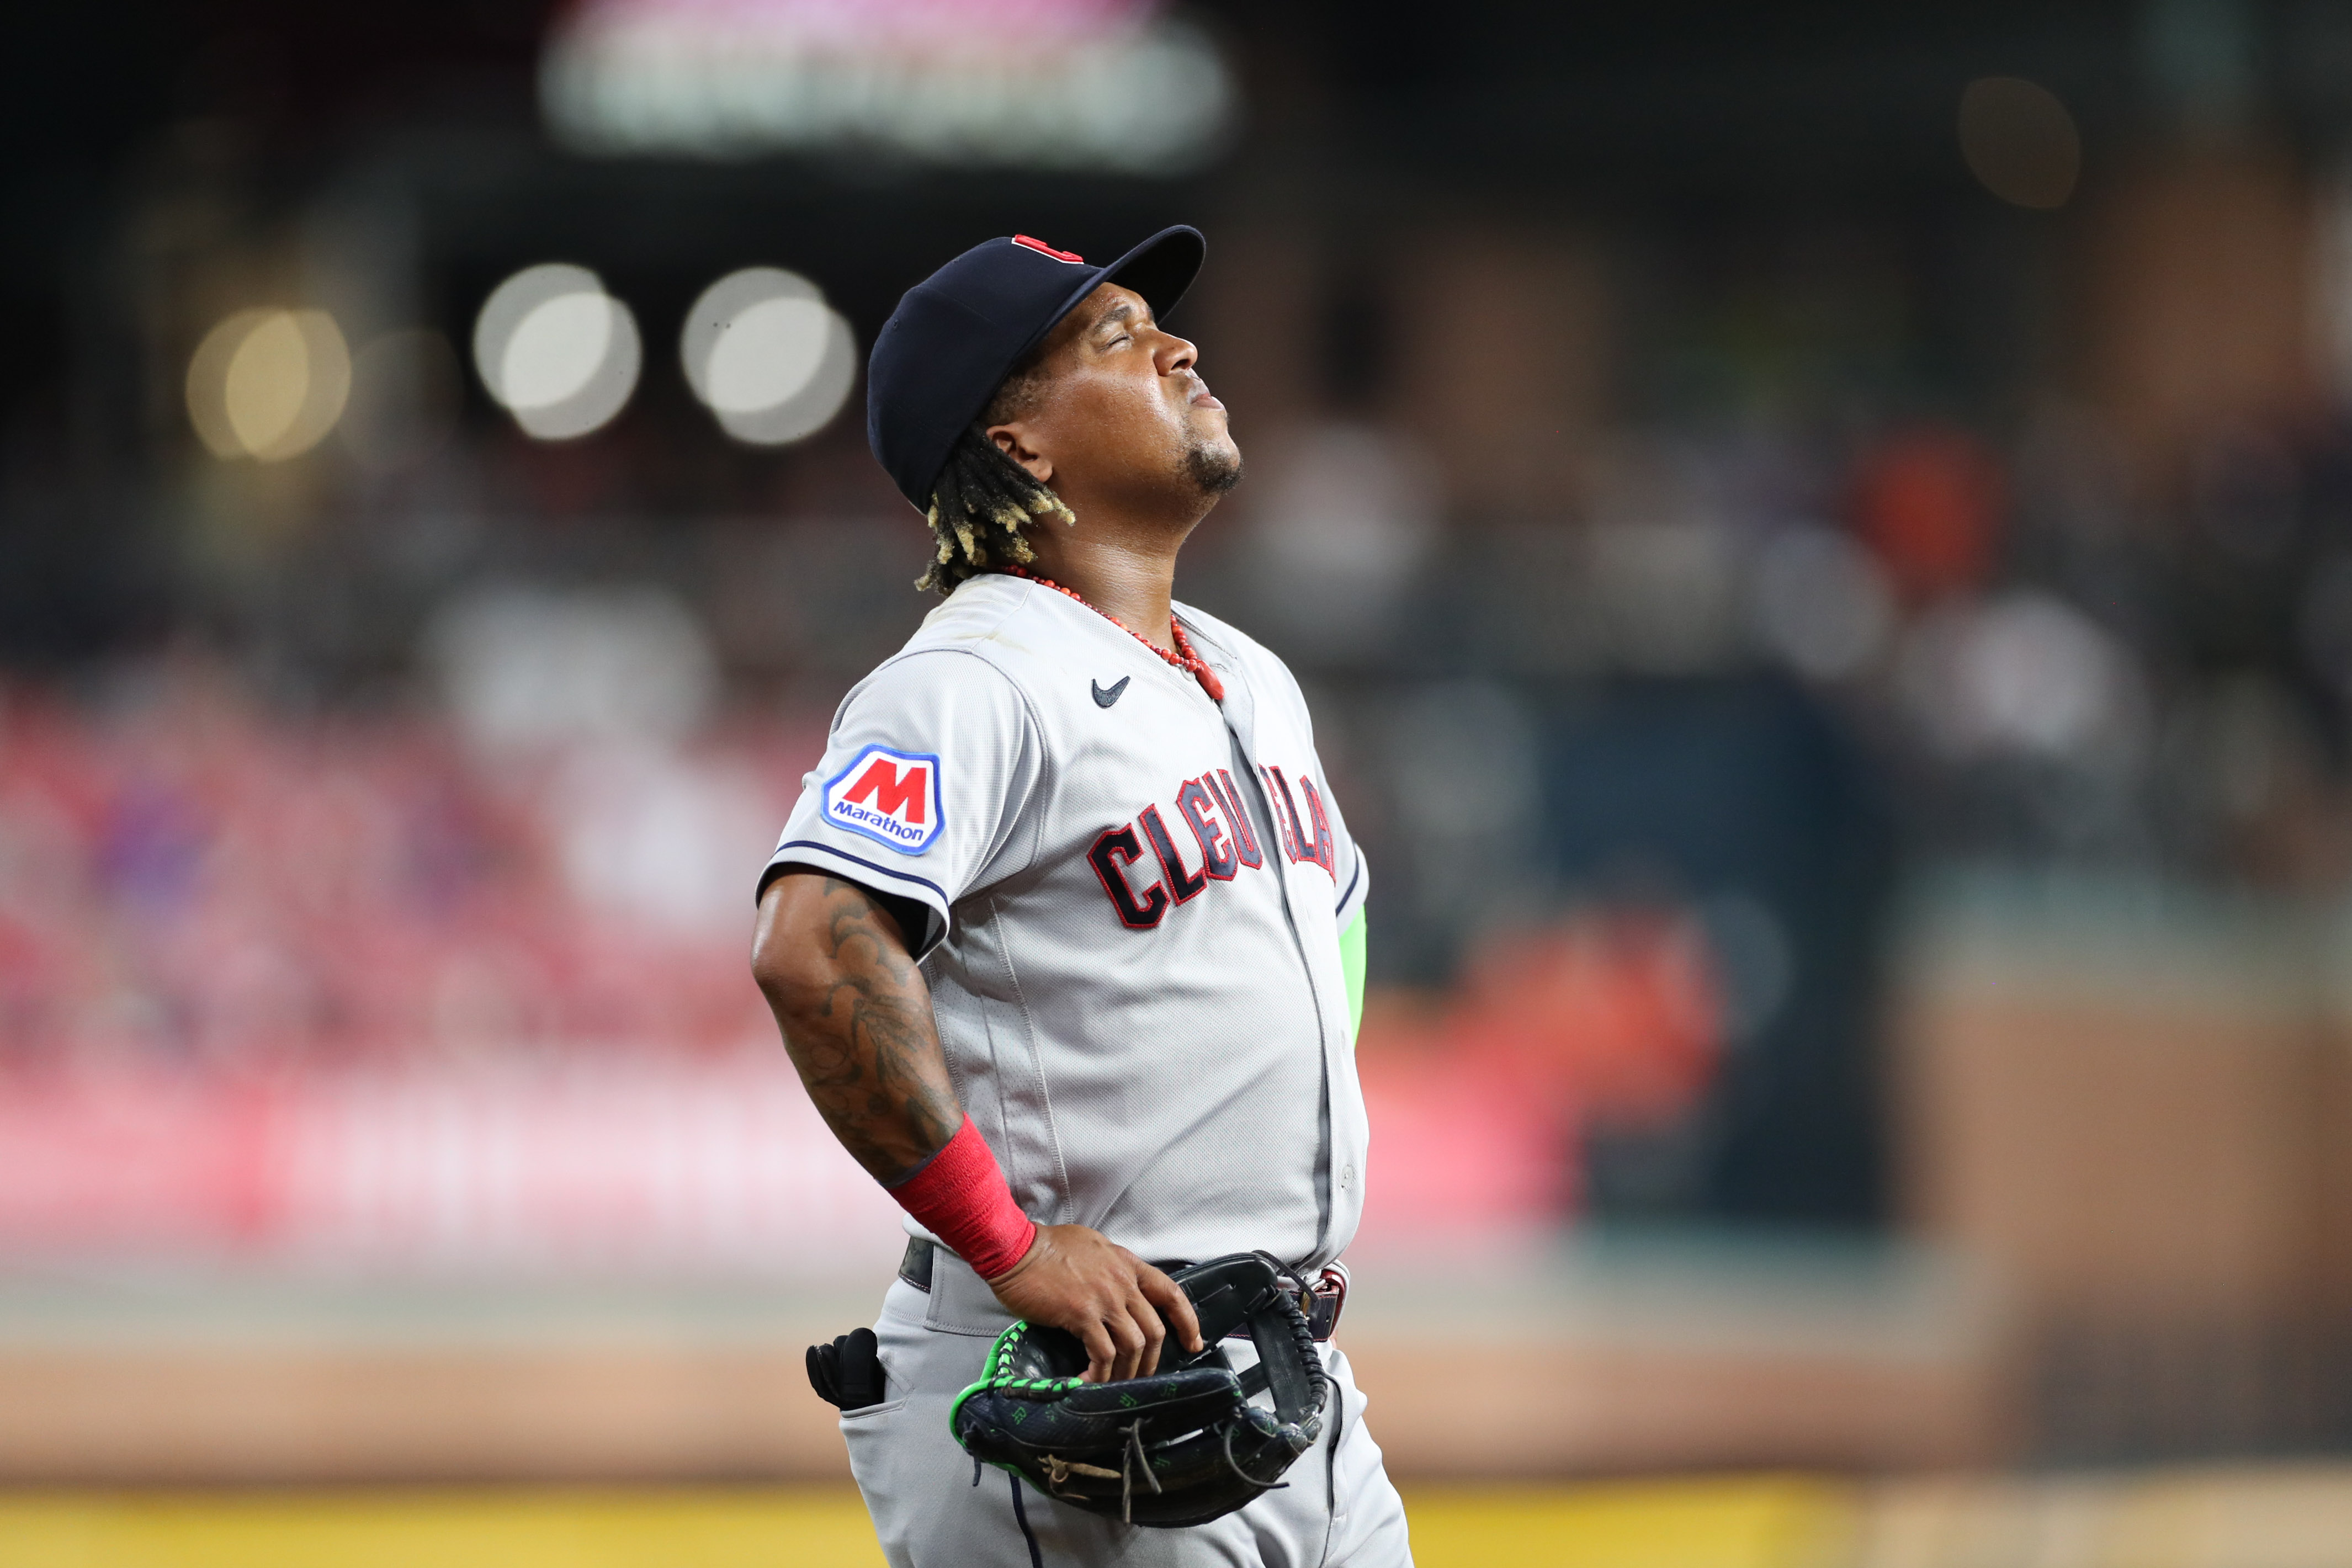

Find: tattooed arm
750;869;1200;1379
750;870;958;1181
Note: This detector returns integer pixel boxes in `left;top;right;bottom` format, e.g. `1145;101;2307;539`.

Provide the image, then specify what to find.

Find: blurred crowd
0;661;797;1079
1206;400;2352;917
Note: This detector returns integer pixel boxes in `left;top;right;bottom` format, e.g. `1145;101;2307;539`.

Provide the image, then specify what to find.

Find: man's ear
987;422;1053;485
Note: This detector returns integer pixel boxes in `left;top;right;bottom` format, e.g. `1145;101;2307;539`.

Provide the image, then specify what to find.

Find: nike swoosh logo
1091;677;1130;709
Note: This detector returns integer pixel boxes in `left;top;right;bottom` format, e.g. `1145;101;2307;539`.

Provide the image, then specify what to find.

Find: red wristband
885;1115;1038;1279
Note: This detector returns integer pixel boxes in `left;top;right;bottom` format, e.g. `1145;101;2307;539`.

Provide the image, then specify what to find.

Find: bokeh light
185;307;352;461
679;267;857;446
471;263;642;439
340;328;461;471
1958;76;2081;210
1902;590;2148;766
1750;525;1895;682
543;0;1236;174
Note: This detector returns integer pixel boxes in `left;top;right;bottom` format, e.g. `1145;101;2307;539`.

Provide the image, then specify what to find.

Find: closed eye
1092;298;1145;352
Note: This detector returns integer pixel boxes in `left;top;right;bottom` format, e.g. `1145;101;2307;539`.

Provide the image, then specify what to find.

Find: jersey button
1340;1163;1356;1189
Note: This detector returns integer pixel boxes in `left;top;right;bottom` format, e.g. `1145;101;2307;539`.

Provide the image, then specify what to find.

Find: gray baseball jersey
764;571;1368;1269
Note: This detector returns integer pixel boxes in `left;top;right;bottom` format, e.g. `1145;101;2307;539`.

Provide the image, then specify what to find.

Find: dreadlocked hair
916;423;1076;594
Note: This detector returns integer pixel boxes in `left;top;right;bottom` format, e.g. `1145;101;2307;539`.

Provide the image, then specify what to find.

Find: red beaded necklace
999;564;1225;702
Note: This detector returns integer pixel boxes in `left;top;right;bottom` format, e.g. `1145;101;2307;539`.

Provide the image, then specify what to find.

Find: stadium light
680;268;858;446
472;263;643;440
185;308;352;462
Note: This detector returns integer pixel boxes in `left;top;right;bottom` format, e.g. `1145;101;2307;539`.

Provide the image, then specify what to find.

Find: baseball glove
949;1252;1330;1528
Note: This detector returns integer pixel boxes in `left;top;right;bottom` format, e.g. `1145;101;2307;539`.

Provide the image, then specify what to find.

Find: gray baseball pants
842;1258;1414;1567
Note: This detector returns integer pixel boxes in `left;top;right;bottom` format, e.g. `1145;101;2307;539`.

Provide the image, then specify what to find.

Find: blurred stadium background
7;0;2352;1562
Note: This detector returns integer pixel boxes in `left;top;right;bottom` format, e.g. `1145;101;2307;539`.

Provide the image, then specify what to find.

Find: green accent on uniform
1339;907;1367;1037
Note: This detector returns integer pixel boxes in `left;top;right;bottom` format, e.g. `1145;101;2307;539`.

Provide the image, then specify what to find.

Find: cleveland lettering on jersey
1086;823;1169;929
1137;805;1210;904
1211;769;1265;868
1263;764;1336;877
1175;779;1239;880
1090;763;1328;929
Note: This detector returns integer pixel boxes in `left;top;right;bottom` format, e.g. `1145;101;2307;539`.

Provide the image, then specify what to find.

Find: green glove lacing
949;1320;1086;1447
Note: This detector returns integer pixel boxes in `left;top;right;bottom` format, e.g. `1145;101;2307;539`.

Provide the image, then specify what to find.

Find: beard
1183;434;1243;498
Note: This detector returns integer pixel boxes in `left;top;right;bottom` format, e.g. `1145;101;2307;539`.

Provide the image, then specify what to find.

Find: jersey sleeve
761;650;1042;958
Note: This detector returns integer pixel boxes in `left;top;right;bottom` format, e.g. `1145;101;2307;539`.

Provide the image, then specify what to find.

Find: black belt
897;1236;1347;1342
899;1234;938;1292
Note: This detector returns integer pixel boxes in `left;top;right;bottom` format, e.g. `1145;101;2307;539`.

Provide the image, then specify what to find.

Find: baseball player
751;226;1410;1566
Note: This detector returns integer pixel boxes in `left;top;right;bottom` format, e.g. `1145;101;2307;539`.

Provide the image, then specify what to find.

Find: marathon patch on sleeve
822;746;944;855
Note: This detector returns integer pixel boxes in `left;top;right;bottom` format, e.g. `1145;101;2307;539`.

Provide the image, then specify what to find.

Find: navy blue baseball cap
866;226;1206;511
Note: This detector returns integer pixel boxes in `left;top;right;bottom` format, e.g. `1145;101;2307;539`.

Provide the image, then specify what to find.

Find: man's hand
986;1225;1206;1383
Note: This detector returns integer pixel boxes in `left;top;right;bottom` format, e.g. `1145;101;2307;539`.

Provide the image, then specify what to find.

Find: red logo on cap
1012;235;1086;264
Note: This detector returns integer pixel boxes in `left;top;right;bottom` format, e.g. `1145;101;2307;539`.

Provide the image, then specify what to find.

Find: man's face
992;283;1240;506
